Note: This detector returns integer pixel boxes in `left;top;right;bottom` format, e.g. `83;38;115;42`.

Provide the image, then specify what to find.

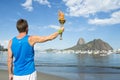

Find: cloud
21;0;33;11
63;0;120;17
48;25;59;30
39;25;60;30
44;25;96;32
65;26;96;32
88;11;120;25
30;24;96;33
87;27;96;31
34;0;51;8
66;27;85;32
22;0;51;11
29;24;60;31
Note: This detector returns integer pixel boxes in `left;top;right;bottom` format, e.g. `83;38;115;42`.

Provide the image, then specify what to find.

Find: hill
66;38;113;51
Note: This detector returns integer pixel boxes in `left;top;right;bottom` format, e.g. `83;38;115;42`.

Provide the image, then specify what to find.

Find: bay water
1;51;120;80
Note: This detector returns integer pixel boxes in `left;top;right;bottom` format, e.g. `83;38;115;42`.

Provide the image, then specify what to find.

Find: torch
58;10;66;40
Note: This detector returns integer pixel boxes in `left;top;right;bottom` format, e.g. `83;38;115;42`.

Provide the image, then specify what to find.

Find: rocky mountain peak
77;38;85;45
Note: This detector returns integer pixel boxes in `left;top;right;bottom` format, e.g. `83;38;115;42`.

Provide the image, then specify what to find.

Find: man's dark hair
16;19;28;33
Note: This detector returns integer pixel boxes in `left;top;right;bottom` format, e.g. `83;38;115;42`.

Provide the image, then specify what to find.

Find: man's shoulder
8;39;12;48
28;35;36;46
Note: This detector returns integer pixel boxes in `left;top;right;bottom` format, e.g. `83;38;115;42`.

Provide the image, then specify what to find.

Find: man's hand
60;27;64;32
59;27;64;33
58;27;64;40
9;74;13;80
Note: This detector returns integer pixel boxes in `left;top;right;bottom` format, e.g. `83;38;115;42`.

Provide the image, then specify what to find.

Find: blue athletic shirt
11;35;35;76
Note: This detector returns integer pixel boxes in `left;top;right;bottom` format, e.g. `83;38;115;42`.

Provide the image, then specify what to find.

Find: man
7;19;64;80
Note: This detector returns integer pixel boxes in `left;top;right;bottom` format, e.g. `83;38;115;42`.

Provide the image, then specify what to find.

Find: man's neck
17;32;27;39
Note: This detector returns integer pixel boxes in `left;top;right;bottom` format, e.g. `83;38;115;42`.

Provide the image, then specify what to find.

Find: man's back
11;35;35;76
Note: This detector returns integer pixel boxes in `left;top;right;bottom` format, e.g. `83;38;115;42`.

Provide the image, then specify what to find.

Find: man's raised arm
29;27;64;46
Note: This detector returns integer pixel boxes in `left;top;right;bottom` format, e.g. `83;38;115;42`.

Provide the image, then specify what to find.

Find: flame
58;10;65;20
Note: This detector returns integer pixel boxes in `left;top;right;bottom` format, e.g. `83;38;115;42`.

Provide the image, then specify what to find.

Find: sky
0;0;120;50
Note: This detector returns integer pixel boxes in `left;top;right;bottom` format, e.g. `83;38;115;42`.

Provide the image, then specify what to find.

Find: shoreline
0;69;68;80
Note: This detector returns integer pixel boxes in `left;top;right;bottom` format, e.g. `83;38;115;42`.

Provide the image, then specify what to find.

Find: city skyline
0;0;120;50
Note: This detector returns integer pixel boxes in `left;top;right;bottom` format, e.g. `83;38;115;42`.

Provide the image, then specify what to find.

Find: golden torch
58;10;66;40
